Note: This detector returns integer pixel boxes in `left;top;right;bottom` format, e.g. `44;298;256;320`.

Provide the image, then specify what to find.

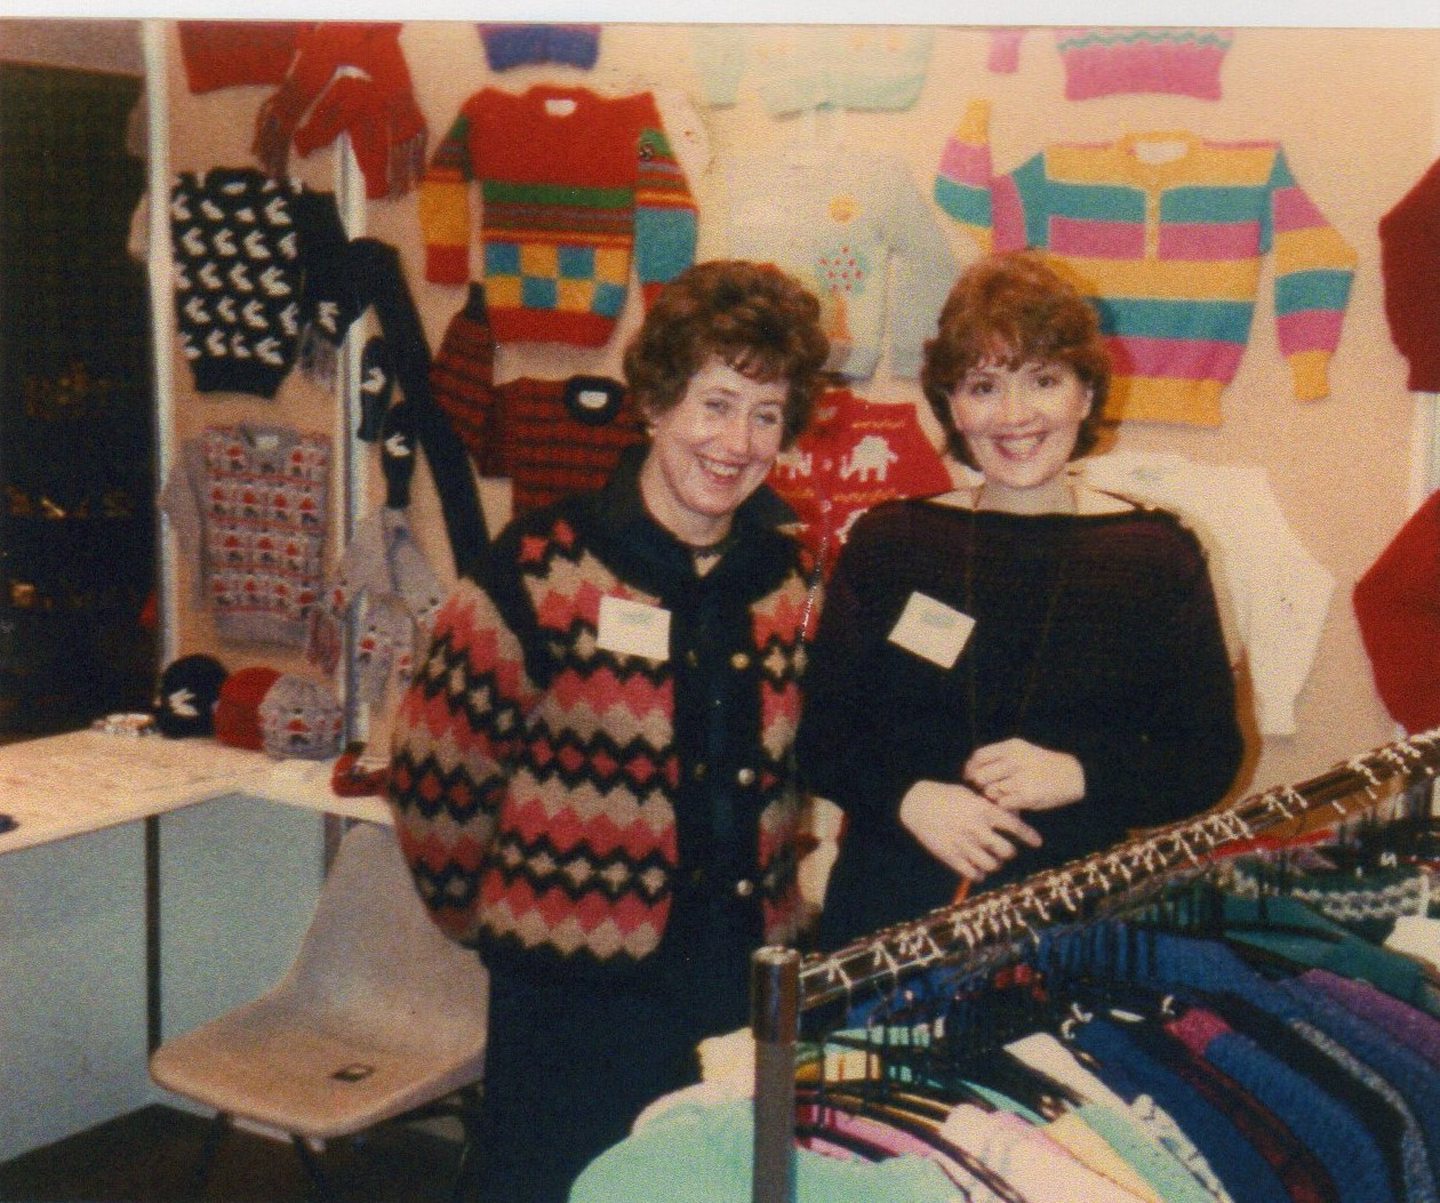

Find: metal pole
751;945;800;1203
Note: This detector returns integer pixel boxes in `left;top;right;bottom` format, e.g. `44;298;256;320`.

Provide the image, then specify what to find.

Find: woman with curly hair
386;260;828;1202
801;250;1244;951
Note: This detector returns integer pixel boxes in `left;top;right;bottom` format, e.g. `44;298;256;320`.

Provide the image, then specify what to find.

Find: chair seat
150;993;487;1141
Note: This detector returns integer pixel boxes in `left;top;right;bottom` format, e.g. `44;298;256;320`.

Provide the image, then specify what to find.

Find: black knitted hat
153;654;229;738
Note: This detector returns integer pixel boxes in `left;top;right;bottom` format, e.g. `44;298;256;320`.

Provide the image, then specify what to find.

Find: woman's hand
899;779;1042;882
963;739;1085;813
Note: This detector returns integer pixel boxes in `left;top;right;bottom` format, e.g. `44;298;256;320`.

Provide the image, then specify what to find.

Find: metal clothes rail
749;728;1440;1203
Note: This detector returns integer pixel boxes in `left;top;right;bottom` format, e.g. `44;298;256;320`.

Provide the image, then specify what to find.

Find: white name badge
597;595;672;662
887;591;975;669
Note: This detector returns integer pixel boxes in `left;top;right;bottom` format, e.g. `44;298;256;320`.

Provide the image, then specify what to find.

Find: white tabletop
0;730;390;854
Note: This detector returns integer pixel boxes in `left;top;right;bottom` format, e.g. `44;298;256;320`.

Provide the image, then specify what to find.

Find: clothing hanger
797;1082;1027;1203
782;104;846;167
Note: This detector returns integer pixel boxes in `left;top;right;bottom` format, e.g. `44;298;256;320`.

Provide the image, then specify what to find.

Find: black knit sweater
799;496;1244;950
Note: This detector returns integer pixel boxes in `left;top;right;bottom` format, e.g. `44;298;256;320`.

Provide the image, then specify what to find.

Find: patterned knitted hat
258;673;345;760
1055;27;1233;100
214;666;283;751
153;654;229;738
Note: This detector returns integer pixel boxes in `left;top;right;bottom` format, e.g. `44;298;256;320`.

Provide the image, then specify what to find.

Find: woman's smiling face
639;355;788;545
949;357;1092;497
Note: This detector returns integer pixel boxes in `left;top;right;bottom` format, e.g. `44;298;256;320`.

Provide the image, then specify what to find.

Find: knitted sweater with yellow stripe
935;101;1356;427
419;84;696;348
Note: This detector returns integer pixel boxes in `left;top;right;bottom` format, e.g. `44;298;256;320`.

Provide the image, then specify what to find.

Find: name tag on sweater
597;595;671;662
888;591;973;669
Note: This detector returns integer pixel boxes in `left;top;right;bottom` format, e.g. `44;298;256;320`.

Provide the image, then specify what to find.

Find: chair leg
290;1134;336;1203
192;1111;230;1197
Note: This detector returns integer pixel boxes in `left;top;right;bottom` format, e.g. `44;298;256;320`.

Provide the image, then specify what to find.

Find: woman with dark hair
386;260;829;1202
800;250;1244;951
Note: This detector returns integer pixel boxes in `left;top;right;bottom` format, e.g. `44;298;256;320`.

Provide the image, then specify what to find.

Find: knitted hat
258;674;345;760
478;23;601;71
214;666;283;751
153;654;229;738
1054;27;1233;101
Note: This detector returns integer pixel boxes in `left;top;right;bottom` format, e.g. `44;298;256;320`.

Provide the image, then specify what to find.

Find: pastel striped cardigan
419;85;697;347
936;101;1356;426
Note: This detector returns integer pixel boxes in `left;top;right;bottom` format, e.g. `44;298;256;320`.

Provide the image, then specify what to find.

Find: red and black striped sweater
387;460;815;976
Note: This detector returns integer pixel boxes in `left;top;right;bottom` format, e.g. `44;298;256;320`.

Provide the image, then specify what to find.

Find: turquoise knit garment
570;1099;964;1203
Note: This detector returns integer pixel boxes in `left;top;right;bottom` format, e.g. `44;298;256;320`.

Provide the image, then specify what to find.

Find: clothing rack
749;727;1440;1203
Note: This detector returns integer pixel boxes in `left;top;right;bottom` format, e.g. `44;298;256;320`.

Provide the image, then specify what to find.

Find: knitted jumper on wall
935;102;1357;426
1378;156;1440;392
721;149;958;380
169;168;350;399
429;285;646;515
1054;27;1233;99
986;28;1233;100
419;85;697;347
1082;449;1335;737
767;388;952;574
1352;490;1440;733
691;26;934;115
159;423;331;648
386;469;811;974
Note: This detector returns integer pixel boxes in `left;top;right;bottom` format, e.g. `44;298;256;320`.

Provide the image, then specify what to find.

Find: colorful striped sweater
386;460;812;975
935;101;1357;426
418;85;697;347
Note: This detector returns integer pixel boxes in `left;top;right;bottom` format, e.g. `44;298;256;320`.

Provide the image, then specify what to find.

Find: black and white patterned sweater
170;167;352;399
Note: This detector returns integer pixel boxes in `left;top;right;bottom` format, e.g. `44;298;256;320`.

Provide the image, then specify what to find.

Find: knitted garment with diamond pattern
386;464;812;975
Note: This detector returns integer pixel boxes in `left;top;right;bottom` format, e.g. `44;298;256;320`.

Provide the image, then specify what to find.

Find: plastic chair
149;822;489;1202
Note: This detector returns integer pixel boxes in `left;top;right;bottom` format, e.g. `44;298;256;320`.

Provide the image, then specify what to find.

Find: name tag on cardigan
597;595;671;661
888;591;973;669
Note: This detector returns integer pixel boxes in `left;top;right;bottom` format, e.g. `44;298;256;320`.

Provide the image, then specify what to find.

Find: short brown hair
921;251;1111;467
623;260;830;448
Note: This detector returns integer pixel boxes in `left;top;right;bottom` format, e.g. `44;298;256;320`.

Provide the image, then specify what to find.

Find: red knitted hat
213;666;283;751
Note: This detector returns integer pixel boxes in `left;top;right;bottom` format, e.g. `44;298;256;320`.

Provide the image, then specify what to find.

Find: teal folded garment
1221;892;1436;1014
571;1099;962;1203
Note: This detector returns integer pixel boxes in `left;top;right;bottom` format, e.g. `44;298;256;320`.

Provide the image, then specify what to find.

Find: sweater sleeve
795;512;927;826
690;27;746;107
883;158;960;378
1226;466;1335;737
632;94;698;308
418;103;478;284
157;438;206;606
386;569;542;945
1353;491;1440;734
1265;148;1357;402
933;98;995;252
1068;523;1244;832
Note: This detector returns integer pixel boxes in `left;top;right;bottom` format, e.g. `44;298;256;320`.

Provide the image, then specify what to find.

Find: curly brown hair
622;260;830;448
921;250;1111;468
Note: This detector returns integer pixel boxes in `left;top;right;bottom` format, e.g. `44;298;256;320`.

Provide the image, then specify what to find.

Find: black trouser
474;893;756;1203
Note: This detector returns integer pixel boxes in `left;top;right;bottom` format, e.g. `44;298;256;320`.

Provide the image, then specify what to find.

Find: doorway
0;57;156;735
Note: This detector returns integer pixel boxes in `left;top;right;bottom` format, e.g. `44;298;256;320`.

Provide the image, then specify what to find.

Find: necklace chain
964;482;1077;753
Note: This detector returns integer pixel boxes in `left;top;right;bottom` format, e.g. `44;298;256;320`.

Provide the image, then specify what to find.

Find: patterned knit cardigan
387;471;813;975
